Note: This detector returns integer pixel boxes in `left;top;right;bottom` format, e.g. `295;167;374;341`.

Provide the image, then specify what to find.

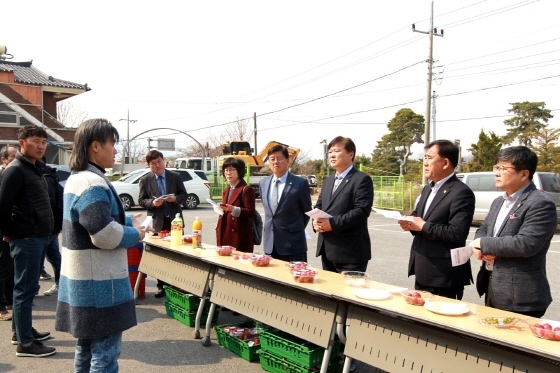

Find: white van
457;172;560;223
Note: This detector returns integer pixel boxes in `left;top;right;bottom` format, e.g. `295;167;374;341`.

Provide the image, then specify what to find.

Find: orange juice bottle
192;216;202;248
170;213;183;246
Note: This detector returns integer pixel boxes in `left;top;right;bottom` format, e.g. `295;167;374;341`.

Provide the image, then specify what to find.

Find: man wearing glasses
260;145;311;261
399;139;475;300
470;146;556;317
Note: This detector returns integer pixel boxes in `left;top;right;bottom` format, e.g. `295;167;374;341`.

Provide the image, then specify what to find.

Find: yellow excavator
219;140;300;172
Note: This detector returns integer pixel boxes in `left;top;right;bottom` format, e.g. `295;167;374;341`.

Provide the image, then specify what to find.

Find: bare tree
174;116;255;160
116;139;147;164
57;100;89;128
207;116;255;150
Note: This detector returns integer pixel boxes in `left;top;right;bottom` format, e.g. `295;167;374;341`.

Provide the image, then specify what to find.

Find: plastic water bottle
192;216;202;249
170;213;183;246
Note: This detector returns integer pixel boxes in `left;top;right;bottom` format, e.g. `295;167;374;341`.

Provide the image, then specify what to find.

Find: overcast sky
2;0;559;161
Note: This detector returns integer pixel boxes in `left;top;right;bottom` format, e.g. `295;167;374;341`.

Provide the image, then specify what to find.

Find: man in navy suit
259;145;312;262
471;146;556;317
138;150;187;297
399;140;475;300
314;136;374;273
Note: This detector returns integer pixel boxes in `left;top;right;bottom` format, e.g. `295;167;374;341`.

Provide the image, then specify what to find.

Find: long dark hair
69;119;120;172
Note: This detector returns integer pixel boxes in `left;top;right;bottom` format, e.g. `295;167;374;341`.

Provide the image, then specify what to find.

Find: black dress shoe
154;289;165;298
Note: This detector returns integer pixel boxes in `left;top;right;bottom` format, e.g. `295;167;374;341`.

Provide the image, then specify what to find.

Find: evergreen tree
502;101;553;146
370;108;424;176
464;130;502;172
532;128;560;173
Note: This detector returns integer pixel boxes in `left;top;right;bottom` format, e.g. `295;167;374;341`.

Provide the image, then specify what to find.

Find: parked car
47;164;71;187
457;171;560;223
111;168;210;210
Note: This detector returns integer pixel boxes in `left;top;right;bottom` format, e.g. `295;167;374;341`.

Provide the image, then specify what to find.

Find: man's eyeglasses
223;168;237;174
492;165;518;174
269;157;286;163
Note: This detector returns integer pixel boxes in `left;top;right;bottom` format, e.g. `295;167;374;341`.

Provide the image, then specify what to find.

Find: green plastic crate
259;349;343;373
164;300;219;327
163;285;210;312
259;329;341;368
214;320;272;362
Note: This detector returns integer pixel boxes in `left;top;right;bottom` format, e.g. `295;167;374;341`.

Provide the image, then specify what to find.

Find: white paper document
305;208;333;219
372;208;413;221
140;216;153;232
206;198;224;215
450;246;474;267
153;194;174;201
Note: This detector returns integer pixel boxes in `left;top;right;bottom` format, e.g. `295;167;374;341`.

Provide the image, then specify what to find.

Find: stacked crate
258;329;343;373
214;320;271;362
127;242;145;298
163;285;219;327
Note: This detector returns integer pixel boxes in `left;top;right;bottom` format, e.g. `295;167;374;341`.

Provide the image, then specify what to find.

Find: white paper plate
353;288;391;301
424;301;469;315
386;287;408;295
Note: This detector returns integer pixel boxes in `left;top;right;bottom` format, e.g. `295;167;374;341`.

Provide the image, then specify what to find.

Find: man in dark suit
260;145;312;262
399;140;475;300
471;146;556;318
138;150;187;297
314;136;374;273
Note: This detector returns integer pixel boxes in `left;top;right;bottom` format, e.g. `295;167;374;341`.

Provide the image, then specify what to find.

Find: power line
442;0;539;29
446;37;560;66
439;74;560;97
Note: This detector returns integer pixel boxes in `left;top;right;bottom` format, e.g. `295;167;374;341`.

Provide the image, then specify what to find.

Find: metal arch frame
120;127;205;175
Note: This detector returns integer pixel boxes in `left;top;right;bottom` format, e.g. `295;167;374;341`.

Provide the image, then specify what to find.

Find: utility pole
413;0;443;186
253;112;257;153
431;90;437;141
119;109;137;163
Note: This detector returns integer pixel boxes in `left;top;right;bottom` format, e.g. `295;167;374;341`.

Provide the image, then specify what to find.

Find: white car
112;168;210;211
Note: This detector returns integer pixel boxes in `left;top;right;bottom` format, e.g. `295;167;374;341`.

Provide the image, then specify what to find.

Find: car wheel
183;194;199;210
120;194;133;211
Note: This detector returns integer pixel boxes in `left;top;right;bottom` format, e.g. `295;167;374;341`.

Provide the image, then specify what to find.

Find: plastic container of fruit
293;269;317;283
529;320;560;341
286;261;308;271
341;271;369;287
401;290;432;306
251;254;271;267
182;235;193;244
216;246;234;256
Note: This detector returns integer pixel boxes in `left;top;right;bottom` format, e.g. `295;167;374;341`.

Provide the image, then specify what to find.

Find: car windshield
119;170;146;183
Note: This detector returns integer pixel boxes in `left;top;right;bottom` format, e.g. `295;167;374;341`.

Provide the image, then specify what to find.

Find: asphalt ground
1;200;559;372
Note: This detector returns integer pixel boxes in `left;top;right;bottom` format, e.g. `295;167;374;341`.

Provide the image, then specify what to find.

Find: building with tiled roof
0;49;90;164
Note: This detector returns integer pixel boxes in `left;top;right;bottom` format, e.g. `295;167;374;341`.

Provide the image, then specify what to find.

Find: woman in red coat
216;158;256;252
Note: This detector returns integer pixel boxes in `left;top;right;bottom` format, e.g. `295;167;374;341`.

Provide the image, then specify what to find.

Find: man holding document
313;136;373;273
398;140;474;300
470;146;556;317
138;150;187;297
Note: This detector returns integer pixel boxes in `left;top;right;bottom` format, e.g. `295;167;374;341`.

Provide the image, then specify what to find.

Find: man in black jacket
0;125;56;357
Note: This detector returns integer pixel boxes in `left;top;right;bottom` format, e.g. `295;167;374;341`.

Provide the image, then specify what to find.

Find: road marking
369;224;399;227
551;241;560;243
550;250;560;254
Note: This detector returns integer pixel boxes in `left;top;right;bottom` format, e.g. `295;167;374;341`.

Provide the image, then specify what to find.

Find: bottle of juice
170;213;183;246
192;216;202;249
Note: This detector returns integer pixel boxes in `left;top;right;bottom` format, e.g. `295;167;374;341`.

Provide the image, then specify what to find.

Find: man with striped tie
313;136;374;273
